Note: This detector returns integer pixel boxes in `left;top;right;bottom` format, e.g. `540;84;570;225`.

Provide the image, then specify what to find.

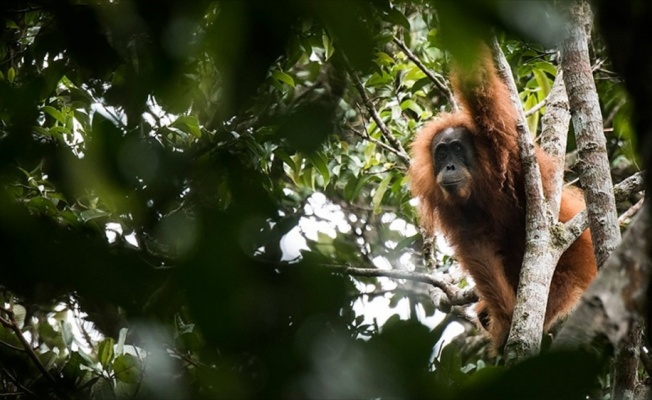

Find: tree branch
619;198;645;226
491;38;560;363
524;97;547;118
561;0;621;266
553;202;651;355
349;126;411;165
429;285;478;311
348;68;410;161
562;171;645;250
326;265;476;306
540;70;571;217
614;171;645;201
0;306;66;399
392;38;459;110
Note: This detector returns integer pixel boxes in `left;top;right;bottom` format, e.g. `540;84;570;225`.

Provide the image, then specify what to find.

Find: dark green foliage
457;350;606;400
0;0;635;398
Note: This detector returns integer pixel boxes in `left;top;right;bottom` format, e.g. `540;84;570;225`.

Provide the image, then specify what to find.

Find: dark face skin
431;126;475;198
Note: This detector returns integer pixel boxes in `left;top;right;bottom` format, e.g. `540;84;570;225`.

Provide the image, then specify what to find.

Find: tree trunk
560;0;621;266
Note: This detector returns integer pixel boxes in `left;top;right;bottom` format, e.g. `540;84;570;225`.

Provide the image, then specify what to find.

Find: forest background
0;1;651;399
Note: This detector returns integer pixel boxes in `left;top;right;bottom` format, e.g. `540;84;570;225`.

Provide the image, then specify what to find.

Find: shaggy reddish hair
408;47;596;349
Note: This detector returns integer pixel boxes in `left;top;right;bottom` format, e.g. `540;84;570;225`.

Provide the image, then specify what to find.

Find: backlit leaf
114;354;142;384
272;70;295;88
372;174;392;214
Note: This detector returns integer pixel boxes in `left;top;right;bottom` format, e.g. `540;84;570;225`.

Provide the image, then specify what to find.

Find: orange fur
409;49;597;350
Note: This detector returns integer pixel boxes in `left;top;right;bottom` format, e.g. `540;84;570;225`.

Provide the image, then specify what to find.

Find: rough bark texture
540;71;571;218
593;3;652;383
553;203;651;354
611;319;641;400
560;0;621;266
562;171;645;253
491;40;559;363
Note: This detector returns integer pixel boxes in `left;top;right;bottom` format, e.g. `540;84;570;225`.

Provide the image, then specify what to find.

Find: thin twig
325;264;475;306
614;171;645;202
392;38;459;110
618;198;645;226
562;171;645;249
0;366;36;397
0;307;66;399
0;339;25;352
524;97;547;117
349;127;410;165
347;66;410;161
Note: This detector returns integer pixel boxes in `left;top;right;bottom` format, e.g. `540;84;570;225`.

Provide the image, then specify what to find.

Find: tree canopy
0;1;647;399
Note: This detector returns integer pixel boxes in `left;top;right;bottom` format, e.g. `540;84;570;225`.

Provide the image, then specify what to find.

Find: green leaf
28;197;58;214
12;305;26;329
116;327;128;356
372;174;392;214
285;36;304;69
532;68;551;97
404;64;426;81
376;52;394;66
276;150;296;172
392;234;418;254
299;36;312;54
79;209;110;222
525;94;540;134
344;174;369;201
461;363;476;373
385;8;410;30
91;378;115;400
307;152;330;187
63;352;87;380
400;99;423;115
179;330;203;352
300;166;315;190
533;61;558;76
98;338;115;369
438;343;464;382
50;126;71;135
272;70;295;88
61;321;73;348
39;351;58;371
43;106;66;124
322;34;333;60
314;232;335;257
115;380;138;398
33;126;52;137
7;67;15;83
74;109;90;131
0;324;21;349
172;115;202;139
114;354;142;384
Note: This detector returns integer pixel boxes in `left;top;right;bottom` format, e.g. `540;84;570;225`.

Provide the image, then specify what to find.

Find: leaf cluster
0;1;636;398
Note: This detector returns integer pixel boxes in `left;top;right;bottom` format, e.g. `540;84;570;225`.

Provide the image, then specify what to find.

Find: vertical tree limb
490;39;561;363
539;71;571;218
560;0;621;266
